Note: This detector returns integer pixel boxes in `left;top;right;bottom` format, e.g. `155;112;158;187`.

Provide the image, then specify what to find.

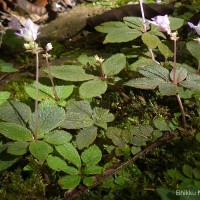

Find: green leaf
158;43;173;59
95;21;128;33
102;53;126;76
29;141;53;162
0;92;10;106
123;17;144;30
93;107;114;129
129;57;160;71
183;164;193;178
106;127;126;147
193;168;200;180
76;126;97;150
55;143;81;168
7;141;29;155
0;152;18;171
29;106;66;137
167;169;185;180
83;165;102;175
44;130;72;145
131;146;141;155
78;54;96;65
66;100;93;116
125;77;164;90
180;80;200;91
140;124;154;137
0;60;18;72
79;79;107;99
139;65;170;81
25;82;74;101
157;188;178;200
58;175;81;189
169;17;184;30
0;122;33;141
170;68;187;83
154;118;170;131
43;65;95;81
196;132;200;143
159;82;178;96
131;136;146;146
81;145;102;167
0;100;31;127
83;176;95;187
46;156;79;175
186;41;200;61
142;32;160;49
62;112;94;129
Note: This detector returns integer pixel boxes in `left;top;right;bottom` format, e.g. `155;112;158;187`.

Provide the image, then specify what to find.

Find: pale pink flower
188;21;200;35
150;15;171;35
15;19;39;42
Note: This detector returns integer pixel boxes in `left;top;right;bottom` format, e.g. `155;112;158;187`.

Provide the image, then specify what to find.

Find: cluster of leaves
1;3;200;199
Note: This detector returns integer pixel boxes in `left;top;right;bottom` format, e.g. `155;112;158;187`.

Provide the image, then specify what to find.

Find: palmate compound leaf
141;32;160;49
170;68;187;84
0;122;33;141
25;82;74;101
43;65;96;82
124;77;165;90
58;175;81;189
0;100;31;127
81;145;102;167
44;130;72;145
62;100;94;129
186;41;200;61
0;91;10;106
55;143;81;168
29;141;53;162
93;107;114;129
76;126;97;150
102;53;126;76
29;106;66;138
79;79;107;99
46;156;79;175
7;141;29;156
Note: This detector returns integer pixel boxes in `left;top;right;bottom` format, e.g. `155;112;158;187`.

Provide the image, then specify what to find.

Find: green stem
173;39;177;85
198;60;200;75
45;54;59;101
34;51;39;140
176;94;187;130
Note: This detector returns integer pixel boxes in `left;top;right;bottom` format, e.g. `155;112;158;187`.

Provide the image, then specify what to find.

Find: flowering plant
188;21;200;35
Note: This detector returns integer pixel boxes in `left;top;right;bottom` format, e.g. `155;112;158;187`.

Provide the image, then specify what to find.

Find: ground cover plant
0;0;200;199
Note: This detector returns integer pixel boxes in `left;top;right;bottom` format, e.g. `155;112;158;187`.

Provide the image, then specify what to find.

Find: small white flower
188;21;200;35
46;43;53;51
15;19;39;42
194;37;200;44
95;55;104;63
149;15;171;35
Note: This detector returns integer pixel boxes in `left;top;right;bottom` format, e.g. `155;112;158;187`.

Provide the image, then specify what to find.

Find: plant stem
139;0;155;61
176;94;187;130
173;39;177;85
34;51;39;140
45;54;59;101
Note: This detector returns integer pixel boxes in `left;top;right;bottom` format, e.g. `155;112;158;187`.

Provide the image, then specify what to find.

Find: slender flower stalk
170;32;187;129
139;0;155;61
34;50;39;139
43;44;59;102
